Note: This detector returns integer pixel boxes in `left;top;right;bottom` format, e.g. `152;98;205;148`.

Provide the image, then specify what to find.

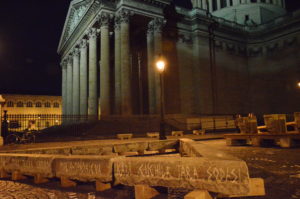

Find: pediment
58;0;94;53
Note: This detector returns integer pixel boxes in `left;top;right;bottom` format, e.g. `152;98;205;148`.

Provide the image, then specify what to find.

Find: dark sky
0;0;299;96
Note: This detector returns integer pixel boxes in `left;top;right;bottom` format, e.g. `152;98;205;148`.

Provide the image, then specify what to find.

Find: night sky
0;0;299;96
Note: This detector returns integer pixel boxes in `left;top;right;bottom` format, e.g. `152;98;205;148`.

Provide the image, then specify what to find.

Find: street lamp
0;95;5;146
156;56;166;140
297;82;300;88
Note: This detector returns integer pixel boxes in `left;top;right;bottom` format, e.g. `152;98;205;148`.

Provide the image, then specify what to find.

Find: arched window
53;102;60;108
26;102;33;107
7;101;14;107
36;102;42;107
16;101;24;107
45;102;51;108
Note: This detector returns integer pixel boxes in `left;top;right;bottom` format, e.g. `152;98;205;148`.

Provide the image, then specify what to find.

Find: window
36;102;42;107
7;101;14;107
53;102;60;108
45;102;51;108
261;0;266;2
270;0;273;3
230;0;233;6
251;0;257;2
221;0;227;8
16;102;24;107
26;102;33;107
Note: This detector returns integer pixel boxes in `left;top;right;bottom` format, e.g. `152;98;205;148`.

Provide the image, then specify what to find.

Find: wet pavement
0;138;299;199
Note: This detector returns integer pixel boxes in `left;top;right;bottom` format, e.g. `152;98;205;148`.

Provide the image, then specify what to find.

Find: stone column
217;0;221;10
79;39;88;116
147;21;156;114
233;0;239;5
153;18;165;114
202;0;207;9
61;60;67;116
119;9;132;115
241;0;246;4
66;55;73;115
208;0;213;12
88;28;98;118
226;0;230;6
266;0;270;3
114;17;121;115
99;13;111;117
72;48;80;116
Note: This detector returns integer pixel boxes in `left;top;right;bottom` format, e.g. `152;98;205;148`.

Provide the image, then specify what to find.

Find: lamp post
297;82;300;88
156;57;167;140
0;95;5;146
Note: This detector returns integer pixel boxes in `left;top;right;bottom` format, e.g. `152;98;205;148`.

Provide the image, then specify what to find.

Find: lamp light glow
156;60;165;73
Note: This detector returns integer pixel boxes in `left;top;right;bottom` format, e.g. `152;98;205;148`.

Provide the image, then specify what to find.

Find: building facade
58;0;300;119
1;94;62;130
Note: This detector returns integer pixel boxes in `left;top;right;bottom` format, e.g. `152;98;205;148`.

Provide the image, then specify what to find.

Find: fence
1;111;88;133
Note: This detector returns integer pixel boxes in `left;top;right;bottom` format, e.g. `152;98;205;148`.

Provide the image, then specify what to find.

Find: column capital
147;21;154;35
152;18;166;33
67;55;73;64
72;48;80;58
114;16;121;30
118;9;134;24
60;59;68;68
98;12;113;27
79;39;88;49
87;27;98;39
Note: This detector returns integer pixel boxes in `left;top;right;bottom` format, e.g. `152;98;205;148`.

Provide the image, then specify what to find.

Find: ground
0;138;299;199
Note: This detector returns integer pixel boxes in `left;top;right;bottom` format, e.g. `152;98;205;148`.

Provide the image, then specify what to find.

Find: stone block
184;190;212;199
0;169;9;178
61;176;77;187
113;142;148;154
71;145;113;155
193;130;205;135
147;132;159;138
34;174;49;184
135;184;160;199
172;131;184;136
11;171;27;181
148;140;178;151
279;137;292;148
221;178;265;198
114;156;250;196
180;139;239;160
95;180;111;192
117;134;133;140
54;155;117;182
0;154;55;178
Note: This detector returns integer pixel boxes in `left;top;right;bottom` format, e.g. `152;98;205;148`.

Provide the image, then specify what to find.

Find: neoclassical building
58;0;300;119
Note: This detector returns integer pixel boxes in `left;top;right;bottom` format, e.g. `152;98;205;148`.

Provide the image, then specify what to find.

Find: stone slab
113;142;148;153
114;157;250;196
0;154;56;177
71;145;113;155
180;139;239;160
148;140;178;151
54;155;119;182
